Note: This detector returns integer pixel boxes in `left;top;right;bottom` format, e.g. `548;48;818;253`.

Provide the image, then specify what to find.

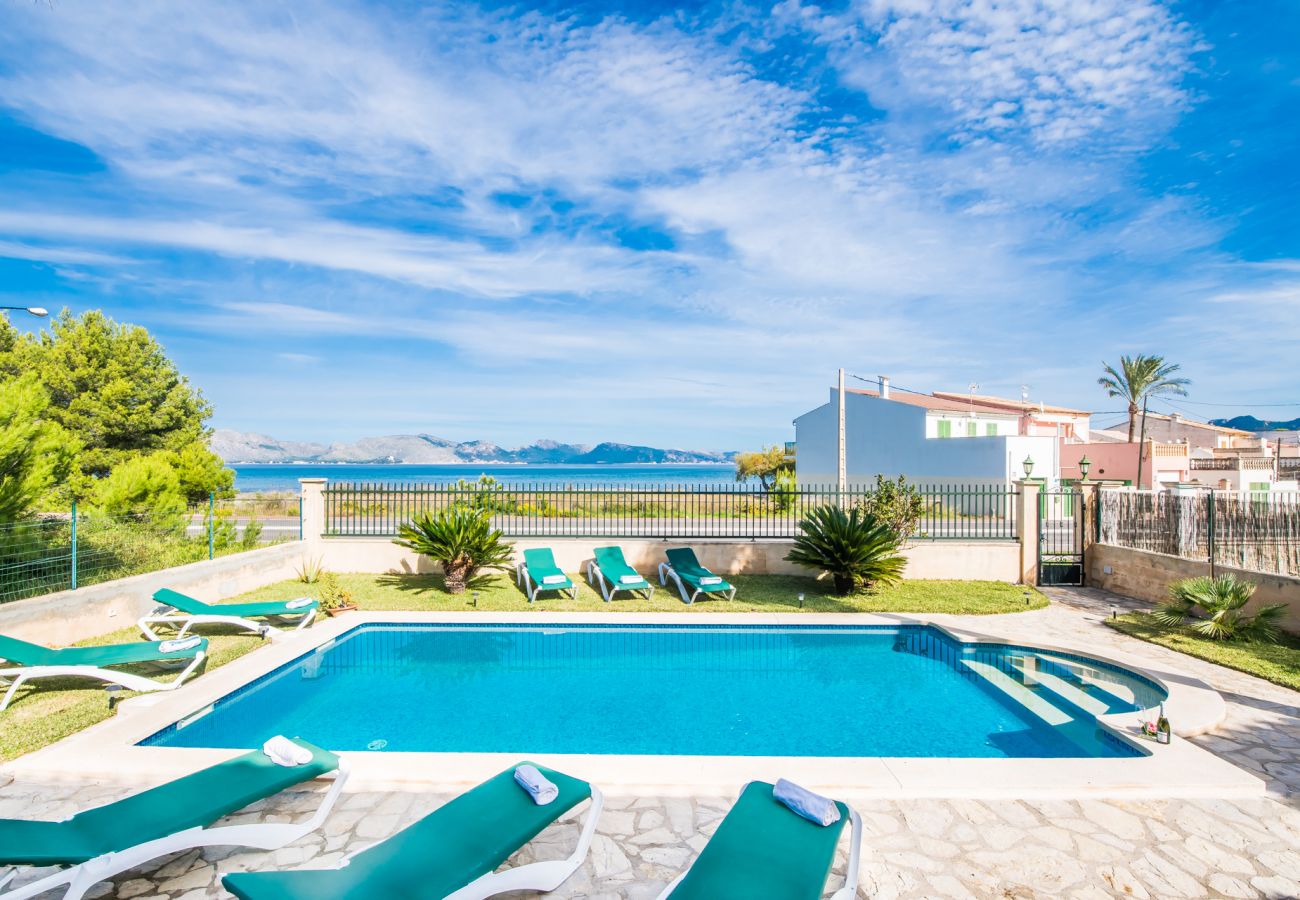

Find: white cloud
795;0;1199;146
0;211;652;299
0;240;132;266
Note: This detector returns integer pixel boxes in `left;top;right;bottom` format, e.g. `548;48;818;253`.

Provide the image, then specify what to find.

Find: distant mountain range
1210;416;1300;432
211;430;737;465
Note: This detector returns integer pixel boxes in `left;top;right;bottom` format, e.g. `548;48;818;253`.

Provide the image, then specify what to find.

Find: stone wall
0;542;305;646
1088;543;1300;631
310;536;1021;582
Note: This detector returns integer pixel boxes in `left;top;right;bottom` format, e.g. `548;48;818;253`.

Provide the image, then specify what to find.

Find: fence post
1078;482;1098;572
70;501;78;590
300;478;328;553
208;492;215;560
1207;490;1217;579
1016;479;1040;586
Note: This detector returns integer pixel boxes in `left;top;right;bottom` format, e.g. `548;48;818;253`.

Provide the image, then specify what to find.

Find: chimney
879;375;891;399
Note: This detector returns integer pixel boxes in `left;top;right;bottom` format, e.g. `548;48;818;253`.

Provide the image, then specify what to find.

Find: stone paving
7;587;1300;899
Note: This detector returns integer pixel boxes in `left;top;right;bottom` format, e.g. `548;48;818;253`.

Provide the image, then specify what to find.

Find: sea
232;463;738;494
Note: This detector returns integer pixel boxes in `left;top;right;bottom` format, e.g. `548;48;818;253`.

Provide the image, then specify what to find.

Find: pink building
1059;439;1190;488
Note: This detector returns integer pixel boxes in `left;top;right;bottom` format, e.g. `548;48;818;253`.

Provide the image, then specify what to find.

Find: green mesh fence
0;496;299;605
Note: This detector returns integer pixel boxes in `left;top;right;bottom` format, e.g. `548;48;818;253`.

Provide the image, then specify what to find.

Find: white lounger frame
138;604;315;642
516;565;578;603
656;563;736;605
0;760;351;900
585;561;654;602
0;651;207;712
655;789;862;900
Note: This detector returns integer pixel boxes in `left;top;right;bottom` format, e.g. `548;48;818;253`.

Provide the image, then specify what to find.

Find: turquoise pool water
142;624;1163;758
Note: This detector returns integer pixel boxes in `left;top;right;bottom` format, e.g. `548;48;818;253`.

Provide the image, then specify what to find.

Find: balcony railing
1189;457;1276;473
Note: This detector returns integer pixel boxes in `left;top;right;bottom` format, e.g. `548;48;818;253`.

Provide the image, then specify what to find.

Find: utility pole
1136;396;1150;489
837;367;847;498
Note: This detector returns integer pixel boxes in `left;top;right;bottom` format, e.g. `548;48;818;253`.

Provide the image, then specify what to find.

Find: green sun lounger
658;781;861;900
138;588;318;641
586;546;653;601
658;548;736;604
222;761;603;900
516;548;578;603
0;739;348;900
0;633;208;711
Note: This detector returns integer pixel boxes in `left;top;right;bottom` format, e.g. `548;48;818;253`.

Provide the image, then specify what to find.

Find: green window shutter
938;420;952;438
967;421;978;437
986;423;997;436
1250;482;1270;492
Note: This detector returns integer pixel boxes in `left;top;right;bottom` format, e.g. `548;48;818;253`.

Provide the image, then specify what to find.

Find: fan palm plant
393;507;514;593
1097;355;1191;441
786;503;906;594
1153;574;1286;642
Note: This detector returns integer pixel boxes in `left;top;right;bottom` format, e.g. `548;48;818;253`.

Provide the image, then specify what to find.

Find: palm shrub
1153;574;1287;642
786;503;906;594
393;506;514;593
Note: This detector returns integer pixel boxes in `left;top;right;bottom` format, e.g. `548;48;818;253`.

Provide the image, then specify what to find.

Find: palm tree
1098;355;1191;441
785;504;906;594
393;507;515;593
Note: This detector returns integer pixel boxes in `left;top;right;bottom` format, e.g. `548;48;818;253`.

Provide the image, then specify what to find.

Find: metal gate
1039;489;1083;585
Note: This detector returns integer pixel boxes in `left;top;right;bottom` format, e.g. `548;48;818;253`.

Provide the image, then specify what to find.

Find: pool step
1035;654;1145;708
960;659;1073;726
1013;663;1112;718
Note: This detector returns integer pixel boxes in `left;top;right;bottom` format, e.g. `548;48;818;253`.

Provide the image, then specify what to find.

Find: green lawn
1106;612;1300;692
236;571;1049;616
1;574;1045;761
0;627;264;763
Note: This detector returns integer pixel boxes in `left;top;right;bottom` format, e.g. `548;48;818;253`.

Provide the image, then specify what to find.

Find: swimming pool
141;623;1164;758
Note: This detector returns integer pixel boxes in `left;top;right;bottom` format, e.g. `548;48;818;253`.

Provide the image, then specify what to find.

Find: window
967;421;978;437
937;420;952;438
1249;482;1270;492
986;423;998;436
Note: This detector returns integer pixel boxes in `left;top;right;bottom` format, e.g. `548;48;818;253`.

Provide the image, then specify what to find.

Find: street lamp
0;306;48;317
1022;455;1035;479
1079;455;1092;482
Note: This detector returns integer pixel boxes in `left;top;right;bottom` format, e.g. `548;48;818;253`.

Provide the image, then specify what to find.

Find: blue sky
1;0;1297;449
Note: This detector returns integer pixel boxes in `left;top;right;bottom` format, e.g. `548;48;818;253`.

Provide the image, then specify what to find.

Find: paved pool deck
6;586;1300;899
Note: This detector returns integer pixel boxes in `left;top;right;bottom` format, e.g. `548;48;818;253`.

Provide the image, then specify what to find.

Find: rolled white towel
773;778;840;826
541;574;567;585
262;735;313;767
159;636;204;654
699;576;723;586
514;764;559;805
619;574;643;585
286;597;315;610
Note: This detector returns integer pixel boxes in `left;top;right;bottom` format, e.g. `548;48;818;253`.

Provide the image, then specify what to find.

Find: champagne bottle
1156;704;1171;744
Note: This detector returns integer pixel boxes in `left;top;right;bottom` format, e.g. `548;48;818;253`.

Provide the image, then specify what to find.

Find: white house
793;378;1087;489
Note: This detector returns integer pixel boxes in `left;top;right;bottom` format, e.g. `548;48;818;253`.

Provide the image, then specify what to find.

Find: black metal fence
322;482;1019;540
1098;489;1300;577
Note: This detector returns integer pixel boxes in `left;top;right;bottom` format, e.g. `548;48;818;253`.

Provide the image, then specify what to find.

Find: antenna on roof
968;383;978;420
1020;384;1030;403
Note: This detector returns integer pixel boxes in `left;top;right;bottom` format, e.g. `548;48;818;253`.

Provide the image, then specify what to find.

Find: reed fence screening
1098;489;1300;577
322;482;1019;540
